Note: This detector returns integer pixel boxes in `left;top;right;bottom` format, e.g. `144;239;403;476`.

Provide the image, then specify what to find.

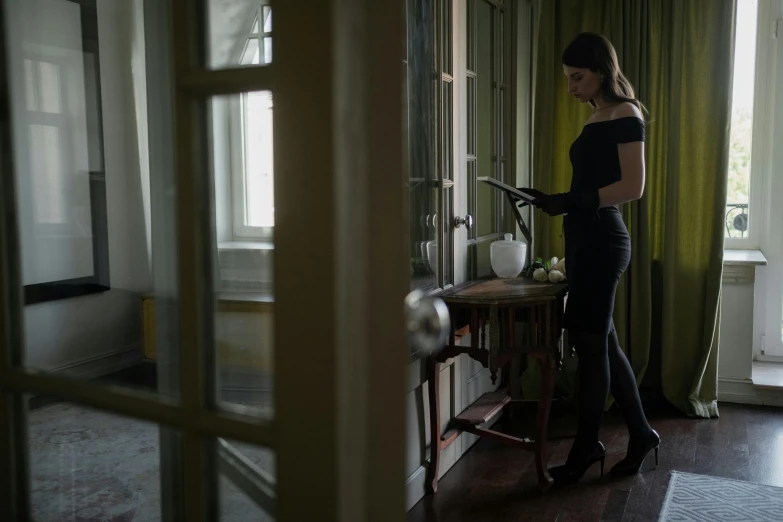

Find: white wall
718;264;758;403
22;0;152;374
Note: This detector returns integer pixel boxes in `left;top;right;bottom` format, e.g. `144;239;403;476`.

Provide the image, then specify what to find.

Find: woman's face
563;65;601;103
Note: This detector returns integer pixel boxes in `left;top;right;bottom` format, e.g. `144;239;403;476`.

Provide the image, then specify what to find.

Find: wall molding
50;343;143;380
718;376;783;407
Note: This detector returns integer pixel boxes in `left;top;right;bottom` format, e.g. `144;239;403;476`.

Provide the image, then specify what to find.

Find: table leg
425;357;442;494
533;352;555;491
489;305;499;384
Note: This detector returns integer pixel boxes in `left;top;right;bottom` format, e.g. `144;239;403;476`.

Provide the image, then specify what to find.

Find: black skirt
563;207;631;335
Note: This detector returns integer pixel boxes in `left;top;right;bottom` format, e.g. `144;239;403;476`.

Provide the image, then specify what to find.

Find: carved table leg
534;352;555;491
425;356;442;494
489;305;499;384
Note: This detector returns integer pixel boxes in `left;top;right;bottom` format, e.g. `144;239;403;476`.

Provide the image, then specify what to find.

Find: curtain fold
526;0;736;418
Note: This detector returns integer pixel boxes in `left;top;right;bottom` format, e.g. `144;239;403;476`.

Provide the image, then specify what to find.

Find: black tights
567;323;651;465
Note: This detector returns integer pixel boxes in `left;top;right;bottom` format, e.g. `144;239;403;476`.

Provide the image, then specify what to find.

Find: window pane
241;38;260;66
208;0;273;69
725;0;757;239
6;0;180;398
441;0;452;75
221;475;274;521
263;37;273;64
466;0;475;72
263;6;272;32
476;0;496;238
29;402;163;521
443;190;454;286
467;75;476;156
442;81;452;180
219;439;275;521
469;239;493;280
244;90;275;228
407;0;437;295
210;93;275;418
499;10;504;83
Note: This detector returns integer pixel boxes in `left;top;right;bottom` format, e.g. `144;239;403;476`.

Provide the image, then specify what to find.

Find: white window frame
750;1;783;360
228;3;274;242
725;0;768;250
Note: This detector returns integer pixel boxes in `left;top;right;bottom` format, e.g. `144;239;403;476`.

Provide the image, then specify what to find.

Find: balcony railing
725;203;749;238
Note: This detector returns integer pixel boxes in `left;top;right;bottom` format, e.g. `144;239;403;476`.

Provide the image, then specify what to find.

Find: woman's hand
517;188;600;216
517;188;569;216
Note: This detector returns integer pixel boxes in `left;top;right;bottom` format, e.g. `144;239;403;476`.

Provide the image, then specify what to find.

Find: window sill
722;250;767;284
217;242;273;293
218;241;274;251
217;290;274;305
752;362;783;389
723;249;767;266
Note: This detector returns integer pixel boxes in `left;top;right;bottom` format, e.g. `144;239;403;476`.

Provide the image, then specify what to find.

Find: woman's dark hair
562;32;648;116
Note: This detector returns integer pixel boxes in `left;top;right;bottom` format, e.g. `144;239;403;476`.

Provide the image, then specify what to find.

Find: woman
520;33;659;485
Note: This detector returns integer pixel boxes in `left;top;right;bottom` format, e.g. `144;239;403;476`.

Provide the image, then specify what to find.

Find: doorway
0;0;408;520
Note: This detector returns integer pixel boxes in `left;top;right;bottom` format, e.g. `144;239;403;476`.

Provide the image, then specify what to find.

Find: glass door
0;0;409;520
463;0;512;279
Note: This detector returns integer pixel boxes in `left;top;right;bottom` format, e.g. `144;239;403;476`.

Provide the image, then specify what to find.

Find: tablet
477;177;537;204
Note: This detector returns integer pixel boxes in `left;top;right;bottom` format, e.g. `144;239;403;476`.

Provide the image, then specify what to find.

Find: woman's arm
597;103;646;207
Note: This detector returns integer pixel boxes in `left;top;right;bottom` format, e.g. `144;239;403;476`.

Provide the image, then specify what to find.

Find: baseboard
50;344;144;380
405;465;428;511
405;435;462;512
754;389;783;408
405;412;501;512
718;391;763;405
718;378;762;405
718;377;783;407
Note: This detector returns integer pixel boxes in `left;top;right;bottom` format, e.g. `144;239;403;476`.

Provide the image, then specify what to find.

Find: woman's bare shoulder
611;102;643;120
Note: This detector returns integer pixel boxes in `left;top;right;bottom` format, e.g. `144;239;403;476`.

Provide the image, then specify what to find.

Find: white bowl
490;233;527;278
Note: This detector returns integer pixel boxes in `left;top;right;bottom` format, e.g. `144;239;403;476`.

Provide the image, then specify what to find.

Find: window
231;4;274;239
10;0;110;304
725;0;758;242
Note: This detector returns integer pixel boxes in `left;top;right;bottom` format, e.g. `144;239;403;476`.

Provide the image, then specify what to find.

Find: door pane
475;0;496;238
407;0;438;293
221;475;273;521
5;0;180;397
207;1;273;70
210;94;275;417
218;439;275;520
474;239;493;279
29;402;163;521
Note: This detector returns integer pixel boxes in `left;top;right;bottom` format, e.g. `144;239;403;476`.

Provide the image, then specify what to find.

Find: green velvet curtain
527;0;736;418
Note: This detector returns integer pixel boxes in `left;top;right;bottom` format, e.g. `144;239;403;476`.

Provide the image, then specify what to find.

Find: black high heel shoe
611;429;660;476
549;441;607;485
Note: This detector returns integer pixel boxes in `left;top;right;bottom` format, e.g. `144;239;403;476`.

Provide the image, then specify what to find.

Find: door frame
0;0;408;520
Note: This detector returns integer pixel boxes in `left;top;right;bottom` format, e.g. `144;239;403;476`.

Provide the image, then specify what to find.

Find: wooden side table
425;277;567;493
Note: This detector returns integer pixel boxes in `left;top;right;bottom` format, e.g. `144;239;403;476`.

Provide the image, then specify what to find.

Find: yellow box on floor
142;295;274;371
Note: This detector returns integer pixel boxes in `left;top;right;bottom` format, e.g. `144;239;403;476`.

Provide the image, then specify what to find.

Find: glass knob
454;214;473;230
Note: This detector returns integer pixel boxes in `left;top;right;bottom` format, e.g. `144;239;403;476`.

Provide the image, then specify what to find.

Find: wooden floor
407;400;783;522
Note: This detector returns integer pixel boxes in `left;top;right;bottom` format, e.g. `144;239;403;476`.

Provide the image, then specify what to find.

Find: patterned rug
659;471;783;521
30;402;275;522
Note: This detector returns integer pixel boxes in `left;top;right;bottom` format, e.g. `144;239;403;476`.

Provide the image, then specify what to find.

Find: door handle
404;289;450;355
454;214;473;230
